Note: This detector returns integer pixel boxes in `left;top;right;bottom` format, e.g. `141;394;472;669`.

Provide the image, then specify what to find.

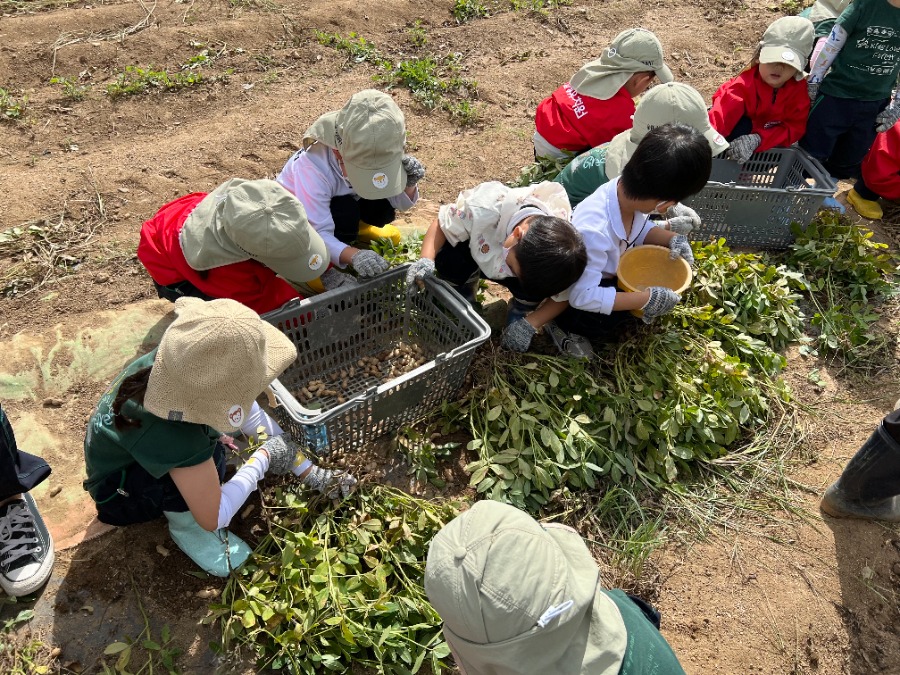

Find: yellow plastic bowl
617;244;693;318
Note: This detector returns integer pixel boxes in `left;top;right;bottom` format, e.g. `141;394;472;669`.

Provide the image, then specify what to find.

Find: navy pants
800;94;890;180
153;280;214;304
554;279;639;342
330;195;396;245
93;444;227;526
0;405;51;501
854;175;882;202
434;239;538;302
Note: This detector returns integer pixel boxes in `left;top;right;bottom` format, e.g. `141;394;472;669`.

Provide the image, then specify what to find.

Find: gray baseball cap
605;82;729;179
304;89;407;200
758;16;815;78
424;501;627;675
570;28;674;100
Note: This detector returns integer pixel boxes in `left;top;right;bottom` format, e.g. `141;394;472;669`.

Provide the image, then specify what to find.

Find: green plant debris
214;486;458;674
508;154;573;187
510;0;571;16
0;87;27;121
314;31;387;67
0;609;59;675
452;0;489;23
50;75;90;101
407;20;428;48
106;65;204;99
368;233;425;266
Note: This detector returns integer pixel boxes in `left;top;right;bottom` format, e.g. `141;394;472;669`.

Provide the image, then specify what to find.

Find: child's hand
641;287;681;324
350;250;390;277
261;435;301;476
807;80;820;102
320;267;359;290
301;465;358;500
405;258;436;288
402;155;427;188
726;134;761;164
665;204;701;235
501;318;537;352
876;103;900;133
668;234;695;266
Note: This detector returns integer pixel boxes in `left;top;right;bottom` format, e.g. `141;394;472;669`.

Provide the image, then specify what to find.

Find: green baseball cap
304;89;407;200
181;178;329;284
424;501;627;675
758;16;815;78
570;28;674;100
605;82;729;179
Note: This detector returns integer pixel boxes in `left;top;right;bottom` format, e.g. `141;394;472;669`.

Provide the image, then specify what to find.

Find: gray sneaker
545;322;594;359
0;494;55;597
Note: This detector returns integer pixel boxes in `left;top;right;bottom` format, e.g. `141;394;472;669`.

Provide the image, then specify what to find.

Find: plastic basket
262;265;491;457
684;146;837;249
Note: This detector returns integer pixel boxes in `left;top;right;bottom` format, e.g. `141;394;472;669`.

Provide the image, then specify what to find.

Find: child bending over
533;28;673;160
710;16;815;163
406;181;587;354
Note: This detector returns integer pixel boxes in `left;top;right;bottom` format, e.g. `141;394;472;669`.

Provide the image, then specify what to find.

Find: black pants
330;195;396;245
554;278;639;342
94;444;227;526
726;115;754;142
434;239;540;302
153;280;214;304
854;175;882;202
800;93;890;180
0;405;51;501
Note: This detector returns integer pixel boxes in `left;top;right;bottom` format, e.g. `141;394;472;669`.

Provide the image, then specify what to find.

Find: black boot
820;420;900;521
451;280;478;305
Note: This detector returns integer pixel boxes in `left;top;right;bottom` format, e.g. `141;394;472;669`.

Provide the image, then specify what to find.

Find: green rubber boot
820;423;900;522
164;511;253;577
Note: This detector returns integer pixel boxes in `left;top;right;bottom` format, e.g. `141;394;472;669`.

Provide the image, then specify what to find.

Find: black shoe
0;494;55;596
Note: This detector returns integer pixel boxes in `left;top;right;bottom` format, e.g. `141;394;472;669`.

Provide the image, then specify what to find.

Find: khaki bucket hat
181;178;328;284
144;297;297;432
424;501;627;675
570;28;674;100
758;16;815;78
809;0;850;25
304;89;406;200
605;82;729;179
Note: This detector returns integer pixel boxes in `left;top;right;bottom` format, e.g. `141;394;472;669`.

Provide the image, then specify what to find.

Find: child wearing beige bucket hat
709;16;815;164
138;178;333;315
424;501;686;675
277;90;427;286
533;28;674;160
83;298;356;577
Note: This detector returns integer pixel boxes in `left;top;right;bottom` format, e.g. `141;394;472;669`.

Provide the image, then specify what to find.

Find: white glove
726;134;761;164
808;80;820;102
320;267;359;290
350;250;389;277
301;465;357;499
668;234;695;266
405;258;436;288
665;203;701;235
875;102;900;133
641;287;681;324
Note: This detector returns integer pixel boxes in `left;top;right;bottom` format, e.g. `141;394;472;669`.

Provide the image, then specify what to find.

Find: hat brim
264;230;330;284
604;131;632;179
655;64;674;84
759;45;807;78
343;157;405;200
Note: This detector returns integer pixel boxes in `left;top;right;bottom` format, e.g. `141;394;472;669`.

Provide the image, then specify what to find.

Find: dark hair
620;123;712;203
112;367;152;431
515;215;588;299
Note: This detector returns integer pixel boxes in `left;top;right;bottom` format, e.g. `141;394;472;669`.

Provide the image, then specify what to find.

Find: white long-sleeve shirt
569;177;660;314
277;143;418;266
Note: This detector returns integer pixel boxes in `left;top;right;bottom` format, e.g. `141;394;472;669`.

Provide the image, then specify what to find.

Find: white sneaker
0;494;55;597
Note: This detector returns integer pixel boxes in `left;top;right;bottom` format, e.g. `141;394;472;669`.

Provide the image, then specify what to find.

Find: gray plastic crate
262;265;491;456
684;146;837;249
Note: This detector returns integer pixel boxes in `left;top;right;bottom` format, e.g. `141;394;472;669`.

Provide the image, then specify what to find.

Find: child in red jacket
533;28;673;160
847;123;900;220
709;16;815;163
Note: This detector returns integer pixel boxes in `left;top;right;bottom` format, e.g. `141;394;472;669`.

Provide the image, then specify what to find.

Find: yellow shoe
357;222;401;246
847;188;883;220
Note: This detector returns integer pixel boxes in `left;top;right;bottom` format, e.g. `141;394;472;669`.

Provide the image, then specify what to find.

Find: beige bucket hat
144;297;297;432
424;501;627;675
757;16;815;79
569;28;674;100
303;89;407;200
808;0;850;25
181;178;328;284
605;82;729;179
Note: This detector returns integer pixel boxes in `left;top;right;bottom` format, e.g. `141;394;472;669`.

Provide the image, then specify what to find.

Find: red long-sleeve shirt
861;124;900;202
708;67;810;153
137;193;301;315
534;83;635;153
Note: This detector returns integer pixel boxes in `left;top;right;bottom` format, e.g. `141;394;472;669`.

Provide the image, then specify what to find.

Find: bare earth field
1;0;899;672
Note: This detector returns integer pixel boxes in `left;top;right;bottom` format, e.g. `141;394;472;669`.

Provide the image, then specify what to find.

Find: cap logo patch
372;172;389;189
607;47;617;58
227;404;245;427
714;133;727;146
782;50;795;61
308;253;323;270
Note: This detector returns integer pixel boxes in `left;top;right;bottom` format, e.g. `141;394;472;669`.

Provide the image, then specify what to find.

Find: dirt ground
1;0;899;672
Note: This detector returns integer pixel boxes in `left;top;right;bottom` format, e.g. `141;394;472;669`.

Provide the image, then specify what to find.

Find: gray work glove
262;435;301;476
668;234;695;266
641;286;681;324
807;80;820;102
350;249;390;277
875;102;900;133
401;155;426;189
501;318;537;352
405;257;436;288
301;465;357;499
665;203;701;235
320;267;359;290
726;133;761;164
